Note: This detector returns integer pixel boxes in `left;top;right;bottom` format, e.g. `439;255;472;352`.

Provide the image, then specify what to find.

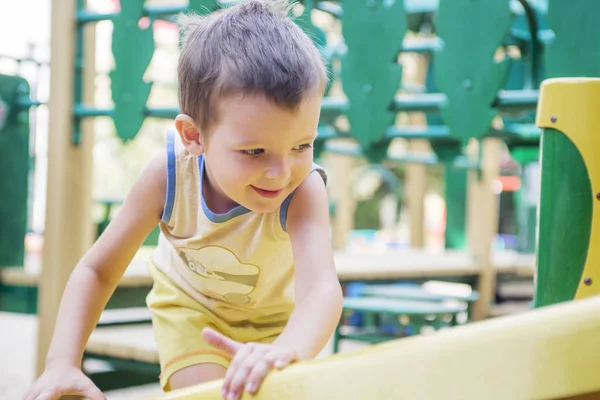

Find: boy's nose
265;159;289;181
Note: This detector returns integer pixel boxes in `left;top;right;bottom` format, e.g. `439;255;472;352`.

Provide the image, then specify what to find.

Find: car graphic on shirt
179;246;259;305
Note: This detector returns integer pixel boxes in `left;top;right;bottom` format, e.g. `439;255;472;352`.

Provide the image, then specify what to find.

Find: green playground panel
0;284;37;314
544;0;600;78
0;74;30;268
535;128;592;307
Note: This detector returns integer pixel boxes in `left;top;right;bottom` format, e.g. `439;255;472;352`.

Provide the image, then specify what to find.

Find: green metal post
0;75;30;267
444;167;468;249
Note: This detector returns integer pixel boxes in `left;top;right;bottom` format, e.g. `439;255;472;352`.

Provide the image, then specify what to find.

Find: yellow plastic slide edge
151;296;600;400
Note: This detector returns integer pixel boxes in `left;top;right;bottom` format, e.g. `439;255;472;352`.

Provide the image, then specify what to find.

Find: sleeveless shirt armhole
279;163;328;232
160;130;177;224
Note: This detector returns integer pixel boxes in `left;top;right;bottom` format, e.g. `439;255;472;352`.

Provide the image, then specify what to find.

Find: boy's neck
202;162;240;214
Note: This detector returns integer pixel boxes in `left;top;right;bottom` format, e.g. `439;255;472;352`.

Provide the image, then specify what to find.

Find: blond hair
177;0;327;131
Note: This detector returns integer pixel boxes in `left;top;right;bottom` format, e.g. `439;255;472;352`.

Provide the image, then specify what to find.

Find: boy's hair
177;0;327;131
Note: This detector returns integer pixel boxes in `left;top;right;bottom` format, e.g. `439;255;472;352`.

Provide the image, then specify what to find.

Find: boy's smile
251;186;284;199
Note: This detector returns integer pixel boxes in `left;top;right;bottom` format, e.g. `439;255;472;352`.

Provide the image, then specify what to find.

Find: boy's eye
243;149;264;156
293;143;313;151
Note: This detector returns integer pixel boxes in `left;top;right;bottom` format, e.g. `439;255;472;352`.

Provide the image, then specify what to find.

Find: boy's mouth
251;185;283;199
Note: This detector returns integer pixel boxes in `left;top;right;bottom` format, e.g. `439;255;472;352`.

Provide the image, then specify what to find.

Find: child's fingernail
246;382;256;392
275;360;285;368
227;392;238;400
221;388;227;398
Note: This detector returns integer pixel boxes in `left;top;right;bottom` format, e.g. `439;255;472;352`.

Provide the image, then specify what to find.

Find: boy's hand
22;361;106;400
203;328;298;400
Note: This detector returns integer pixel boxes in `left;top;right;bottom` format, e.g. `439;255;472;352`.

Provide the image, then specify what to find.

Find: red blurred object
498;175;521;192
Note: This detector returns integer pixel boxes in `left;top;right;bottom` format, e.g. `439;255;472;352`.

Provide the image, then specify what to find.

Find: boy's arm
202;171;342;400
272;170;343;359
44;150;167;368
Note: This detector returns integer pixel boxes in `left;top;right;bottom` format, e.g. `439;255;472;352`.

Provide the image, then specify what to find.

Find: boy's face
200;92;322;214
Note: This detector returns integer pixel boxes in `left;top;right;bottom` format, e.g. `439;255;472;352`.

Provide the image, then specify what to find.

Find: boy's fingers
67;380;106;400
222;344;253;395
202;328;241;356
245;359;272;394
81;384;107;400
274;352;297;369
53;385;105;400
227;349;261;400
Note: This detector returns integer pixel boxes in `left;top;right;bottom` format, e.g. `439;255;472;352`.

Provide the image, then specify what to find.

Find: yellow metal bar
151;296;600;400
536;77;600;299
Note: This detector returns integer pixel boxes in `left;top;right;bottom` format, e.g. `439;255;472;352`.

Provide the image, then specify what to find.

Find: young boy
23;1;343;399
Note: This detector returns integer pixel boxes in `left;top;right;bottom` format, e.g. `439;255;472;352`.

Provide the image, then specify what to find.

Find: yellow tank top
151;130;327;324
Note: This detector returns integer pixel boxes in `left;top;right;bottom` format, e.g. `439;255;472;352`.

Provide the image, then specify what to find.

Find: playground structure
1;0;600;398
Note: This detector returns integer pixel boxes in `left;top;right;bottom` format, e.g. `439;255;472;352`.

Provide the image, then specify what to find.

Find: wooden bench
86;324;158;365
0;246;155;287
334;249;483;282
334;249;534;282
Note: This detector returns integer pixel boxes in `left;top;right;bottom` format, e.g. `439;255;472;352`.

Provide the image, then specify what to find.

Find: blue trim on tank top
161;131;176;223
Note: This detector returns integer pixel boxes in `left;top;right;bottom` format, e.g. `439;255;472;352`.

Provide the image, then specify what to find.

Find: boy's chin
244;199;283;214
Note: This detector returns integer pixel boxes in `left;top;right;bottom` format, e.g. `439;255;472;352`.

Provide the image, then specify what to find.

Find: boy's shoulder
280;164;329;232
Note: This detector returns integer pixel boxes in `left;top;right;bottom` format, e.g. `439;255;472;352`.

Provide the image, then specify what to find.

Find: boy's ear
175;114;204;155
